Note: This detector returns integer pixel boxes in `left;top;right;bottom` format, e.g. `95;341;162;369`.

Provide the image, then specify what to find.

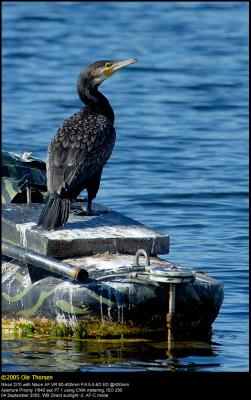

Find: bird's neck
78;86;115;124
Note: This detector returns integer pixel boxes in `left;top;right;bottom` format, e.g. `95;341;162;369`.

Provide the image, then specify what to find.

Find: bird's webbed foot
70;198;88;213
73;208;107;217
72;196;108;216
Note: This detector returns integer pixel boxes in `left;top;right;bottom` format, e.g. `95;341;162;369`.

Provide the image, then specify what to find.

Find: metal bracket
17;174;32;205
134;249;150;270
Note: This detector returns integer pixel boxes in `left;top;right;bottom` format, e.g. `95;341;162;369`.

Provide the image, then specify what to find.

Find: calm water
2;2;249;372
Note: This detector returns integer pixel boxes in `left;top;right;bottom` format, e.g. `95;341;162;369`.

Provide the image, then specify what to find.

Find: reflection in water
2;332;220;372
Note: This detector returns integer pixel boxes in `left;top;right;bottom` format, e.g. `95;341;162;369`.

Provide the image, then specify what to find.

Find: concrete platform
2;202;170;258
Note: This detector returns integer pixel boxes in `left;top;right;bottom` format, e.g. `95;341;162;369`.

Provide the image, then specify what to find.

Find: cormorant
37;59;137;230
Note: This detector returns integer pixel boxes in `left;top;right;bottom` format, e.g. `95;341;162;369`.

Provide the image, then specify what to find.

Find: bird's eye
105;62;113;69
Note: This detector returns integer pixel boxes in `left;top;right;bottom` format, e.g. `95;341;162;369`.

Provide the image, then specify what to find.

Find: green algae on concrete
2;317;164;339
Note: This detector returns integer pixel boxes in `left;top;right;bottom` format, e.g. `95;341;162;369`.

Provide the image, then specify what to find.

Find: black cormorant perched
37;59;137;230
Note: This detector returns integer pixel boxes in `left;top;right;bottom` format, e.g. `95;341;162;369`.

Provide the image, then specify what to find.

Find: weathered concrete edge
2;205;170;257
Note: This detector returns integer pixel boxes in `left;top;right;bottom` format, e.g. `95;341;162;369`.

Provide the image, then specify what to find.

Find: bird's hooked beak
103;59;137;78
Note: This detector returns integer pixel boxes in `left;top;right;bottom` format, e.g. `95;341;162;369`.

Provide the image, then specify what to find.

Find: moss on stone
2;317;164;339
14;322;35;335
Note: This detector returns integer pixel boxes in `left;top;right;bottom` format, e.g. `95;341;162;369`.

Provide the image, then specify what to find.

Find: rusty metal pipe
168;283;176;315
2;241;88;282
166;283;176;351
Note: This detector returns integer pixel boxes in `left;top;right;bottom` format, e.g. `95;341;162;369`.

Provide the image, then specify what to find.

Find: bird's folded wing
46;112;115;196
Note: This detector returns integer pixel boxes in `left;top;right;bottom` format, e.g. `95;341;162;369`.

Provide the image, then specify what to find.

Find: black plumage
37;59;136;230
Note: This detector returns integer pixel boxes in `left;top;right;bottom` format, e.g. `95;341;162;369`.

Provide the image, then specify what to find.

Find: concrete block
2;203;170;257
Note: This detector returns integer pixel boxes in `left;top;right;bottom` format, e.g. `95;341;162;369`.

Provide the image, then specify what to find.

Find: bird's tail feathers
37;194;71;230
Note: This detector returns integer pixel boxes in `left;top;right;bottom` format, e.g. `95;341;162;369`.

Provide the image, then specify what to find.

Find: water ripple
2;1;248;372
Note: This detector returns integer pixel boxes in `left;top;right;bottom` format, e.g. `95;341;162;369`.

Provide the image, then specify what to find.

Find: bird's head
78;59;137;90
